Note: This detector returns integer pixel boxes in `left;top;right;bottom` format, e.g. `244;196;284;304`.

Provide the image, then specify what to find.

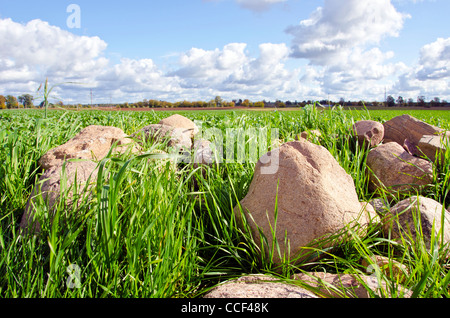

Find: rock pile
20;115;202;234
19;113;449;298
363;115;449;194
228;114;449;298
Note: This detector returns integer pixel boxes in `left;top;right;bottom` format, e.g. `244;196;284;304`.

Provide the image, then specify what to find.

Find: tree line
0;94;35;109
1;93;449;110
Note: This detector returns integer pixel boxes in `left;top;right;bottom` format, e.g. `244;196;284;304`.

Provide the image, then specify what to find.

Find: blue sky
1;0;449;104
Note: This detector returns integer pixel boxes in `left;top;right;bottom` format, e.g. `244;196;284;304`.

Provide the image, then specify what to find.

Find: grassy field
1;106;449;298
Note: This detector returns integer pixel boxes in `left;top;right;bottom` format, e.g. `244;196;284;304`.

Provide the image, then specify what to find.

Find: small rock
203;275;318;298
192;139;214;166
417;134;448;164
382;196;450;249
361;255;409;284
352;120;384;148
131;124;192;154
158;114;199;138
292;272;412;298
295;130;322;142
369;198;390;215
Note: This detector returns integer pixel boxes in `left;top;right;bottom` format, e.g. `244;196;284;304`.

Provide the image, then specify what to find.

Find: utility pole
90;89;93;107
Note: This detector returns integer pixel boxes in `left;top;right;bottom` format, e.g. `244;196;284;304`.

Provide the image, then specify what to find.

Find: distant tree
417;96;426;107
396;96;405;106
275;100;285;108
386;95;396;107
215;96;223;107
253;101;265;108
18;94;34;108
241;99;250;107
0;95;6;109
407;98;414;107
6;95;18;109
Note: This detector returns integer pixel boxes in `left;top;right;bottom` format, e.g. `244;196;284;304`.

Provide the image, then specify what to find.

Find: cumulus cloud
169;42;302;100
284;0;413;100
0;16;302;103
286;0;409;65
416;37;450;80
0;17;184;102
0;18;108;82
394;37;450;99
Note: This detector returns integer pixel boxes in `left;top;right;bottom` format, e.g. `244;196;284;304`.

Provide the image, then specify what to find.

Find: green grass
0;106;449;298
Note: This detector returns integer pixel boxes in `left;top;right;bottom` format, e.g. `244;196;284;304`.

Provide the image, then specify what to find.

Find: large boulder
234;140;374;265
383;115;444;155
39;125;135;170
158;114;199;138
203;275;318;298
20;160;99;234
366;142;433;193
382;196;450;249
352;120;384;148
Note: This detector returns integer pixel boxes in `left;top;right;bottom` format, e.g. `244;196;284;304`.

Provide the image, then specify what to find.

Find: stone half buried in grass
233;140;376;267
131;123;192;155
292;271;412;298
366;142;433;194
382;196;450;249
158;114;199;139
20;160;99;235
39;125;137;170
203;274;318;298
417;134;449;165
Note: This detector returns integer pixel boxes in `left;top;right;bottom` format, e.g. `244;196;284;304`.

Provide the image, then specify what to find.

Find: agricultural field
0;106;449;298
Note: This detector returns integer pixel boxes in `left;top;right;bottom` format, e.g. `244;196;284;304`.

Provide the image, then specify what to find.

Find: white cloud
0;18;108;81
0;16;303;103
416;37;450;80
284;0;413;100
394;37;450;99
169;42;303;100
286;0;409;65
